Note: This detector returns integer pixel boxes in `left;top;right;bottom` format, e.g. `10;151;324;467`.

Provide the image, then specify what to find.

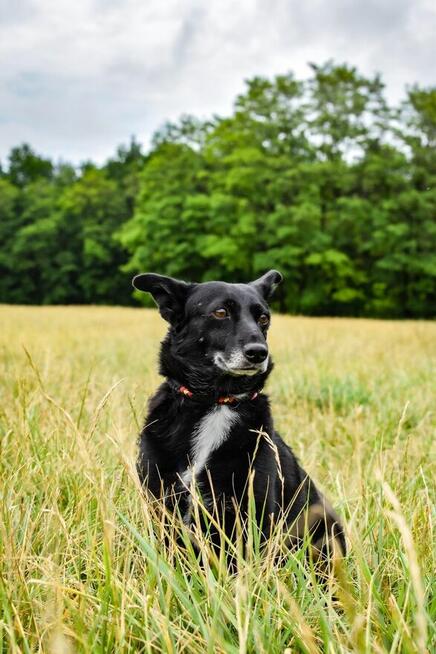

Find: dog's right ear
132;273;193;324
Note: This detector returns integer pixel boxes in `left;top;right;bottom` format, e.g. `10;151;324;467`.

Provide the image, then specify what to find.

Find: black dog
133;270;346;563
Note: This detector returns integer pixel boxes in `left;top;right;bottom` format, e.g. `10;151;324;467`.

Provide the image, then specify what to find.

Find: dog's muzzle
213;350;269;376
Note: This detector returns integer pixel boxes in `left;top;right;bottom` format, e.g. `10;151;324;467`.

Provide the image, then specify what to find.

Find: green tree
59;169;131;304
118;142;209;289
11;180;68;304
307;61;390;160
7;143;53;187
0;179;20;301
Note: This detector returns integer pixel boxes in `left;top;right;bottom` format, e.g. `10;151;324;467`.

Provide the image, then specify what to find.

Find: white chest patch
181;405;239;488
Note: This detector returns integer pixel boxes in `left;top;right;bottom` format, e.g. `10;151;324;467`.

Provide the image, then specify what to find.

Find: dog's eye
258;314;270;327
212;308;229;319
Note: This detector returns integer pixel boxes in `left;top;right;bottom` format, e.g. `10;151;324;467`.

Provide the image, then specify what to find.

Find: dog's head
132;270;282;392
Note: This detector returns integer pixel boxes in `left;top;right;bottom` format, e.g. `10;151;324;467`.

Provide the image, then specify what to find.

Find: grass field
0;305;435;653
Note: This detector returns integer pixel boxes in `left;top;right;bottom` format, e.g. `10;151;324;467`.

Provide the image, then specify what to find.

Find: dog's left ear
250;270;283;300
132;273;193;324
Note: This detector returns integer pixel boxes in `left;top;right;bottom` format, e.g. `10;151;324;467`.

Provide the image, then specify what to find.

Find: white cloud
0;0;434;165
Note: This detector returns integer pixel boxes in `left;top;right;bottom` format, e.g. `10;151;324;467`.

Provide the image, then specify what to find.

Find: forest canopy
1;62;435;317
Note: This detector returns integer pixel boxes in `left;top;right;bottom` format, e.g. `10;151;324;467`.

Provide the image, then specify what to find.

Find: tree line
1;62;435;317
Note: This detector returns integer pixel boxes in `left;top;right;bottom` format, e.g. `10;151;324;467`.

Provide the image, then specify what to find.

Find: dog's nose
243;343;268;364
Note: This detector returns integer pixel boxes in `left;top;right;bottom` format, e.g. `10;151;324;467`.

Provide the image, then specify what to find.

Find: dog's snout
243;343;268;364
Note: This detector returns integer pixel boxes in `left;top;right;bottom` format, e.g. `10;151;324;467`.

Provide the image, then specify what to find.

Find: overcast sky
0;0;435;165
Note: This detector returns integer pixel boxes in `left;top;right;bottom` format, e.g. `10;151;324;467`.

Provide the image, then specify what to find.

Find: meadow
0;305;434;653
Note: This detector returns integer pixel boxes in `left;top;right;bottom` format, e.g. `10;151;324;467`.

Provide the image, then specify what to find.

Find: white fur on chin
213;350;268;376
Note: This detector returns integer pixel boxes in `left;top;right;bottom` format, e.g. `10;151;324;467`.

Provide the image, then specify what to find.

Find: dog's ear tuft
250;270;283;300
132;273;193;324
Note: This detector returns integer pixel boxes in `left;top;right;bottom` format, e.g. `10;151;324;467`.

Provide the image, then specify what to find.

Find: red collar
178;384;259;405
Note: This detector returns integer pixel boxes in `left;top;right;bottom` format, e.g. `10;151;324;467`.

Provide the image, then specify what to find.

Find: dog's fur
133;270;346;562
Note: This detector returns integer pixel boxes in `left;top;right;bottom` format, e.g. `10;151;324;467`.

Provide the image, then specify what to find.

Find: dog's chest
181;405;239;487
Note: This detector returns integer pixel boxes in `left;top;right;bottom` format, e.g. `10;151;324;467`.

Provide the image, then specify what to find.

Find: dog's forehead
187;281;265;310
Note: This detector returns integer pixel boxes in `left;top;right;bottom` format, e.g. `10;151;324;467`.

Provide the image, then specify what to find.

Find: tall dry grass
0;305;434;653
